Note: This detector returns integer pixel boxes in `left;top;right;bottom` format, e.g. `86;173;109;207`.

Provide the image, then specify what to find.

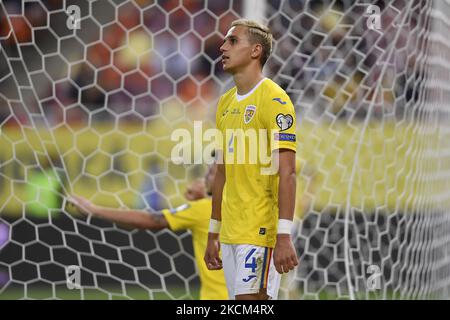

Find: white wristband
209;219;221;234
277;219;293;235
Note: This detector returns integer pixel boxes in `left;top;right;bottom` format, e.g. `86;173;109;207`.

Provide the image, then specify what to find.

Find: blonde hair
231;19;273;67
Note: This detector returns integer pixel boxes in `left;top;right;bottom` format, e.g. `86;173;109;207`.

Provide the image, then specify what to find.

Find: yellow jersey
162;198;228;300
216;78;297;248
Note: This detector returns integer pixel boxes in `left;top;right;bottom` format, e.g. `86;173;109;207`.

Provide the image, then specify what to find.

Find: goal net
0;0;449;300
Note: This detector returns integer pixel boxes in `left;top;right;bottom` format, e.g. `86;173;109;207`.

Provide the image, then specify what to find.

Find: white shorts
221;243;281;299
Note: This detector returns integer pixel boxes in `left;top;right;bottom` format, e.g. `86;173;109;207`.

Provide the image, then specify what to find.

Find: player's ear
251;43;263;59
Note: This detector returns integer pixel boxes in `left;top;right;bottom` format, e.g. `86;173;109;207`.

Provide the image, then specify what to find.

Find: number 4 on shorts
245;248;257;273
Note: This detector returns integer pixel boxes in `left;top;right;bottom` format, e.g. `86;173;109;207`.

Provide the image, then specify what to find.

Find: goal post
243;0;266;24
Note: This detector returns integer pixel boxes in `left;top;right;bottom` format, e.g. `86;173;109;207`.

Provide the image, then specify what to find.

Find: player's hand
273;234;298;274
204;233;223;270
67;195;96;216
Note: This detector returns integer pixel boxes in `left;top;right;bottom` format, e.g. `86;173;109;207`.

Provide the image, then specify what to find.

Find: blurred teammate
69;164;228;300
204;19;298;300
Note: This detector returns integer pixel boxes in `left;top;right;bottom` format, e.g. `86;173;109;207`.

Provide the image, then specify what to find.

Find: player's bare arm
274;149;299;274
68;195;169;230
204;153;225;271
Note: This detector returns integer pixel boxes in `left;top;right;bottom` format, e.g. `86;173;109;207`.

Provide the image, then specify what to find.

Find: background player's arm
68;195;168;230
274;149;299;274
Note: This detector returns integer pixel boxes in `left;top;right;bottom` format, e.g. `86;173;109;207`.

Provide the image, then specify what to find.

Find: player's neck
233;68;265;96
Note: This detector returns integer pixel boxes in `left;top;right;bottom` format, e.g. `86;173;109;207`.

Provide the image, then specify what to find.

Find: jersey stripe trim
260;247;269;289
264;248;273;288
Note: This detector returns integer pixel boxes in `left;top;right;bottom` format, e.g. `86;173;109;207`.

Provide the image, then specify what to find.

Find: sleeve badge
276;113;293;131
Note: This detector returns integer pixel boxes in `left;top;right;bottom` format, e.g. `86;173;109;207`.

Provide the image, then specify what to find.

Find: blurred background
0;0;450;299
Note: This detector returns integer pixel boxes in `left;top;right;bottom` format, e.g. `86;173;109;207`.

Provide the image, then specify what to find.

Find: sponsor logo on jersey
222;108;229;117
274;133;296;142
242;275;257;282
272;97;287;105
244;105;256;124
259;227;266;235
276;113;293;131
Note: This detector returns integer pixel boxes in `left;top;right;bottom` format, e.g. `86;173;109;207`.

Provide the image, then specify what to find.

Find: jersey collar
236;77;267;102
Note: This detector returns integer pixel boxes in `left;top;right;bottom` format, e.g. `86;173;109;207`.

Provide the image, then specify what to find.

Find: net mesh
0;0;449;300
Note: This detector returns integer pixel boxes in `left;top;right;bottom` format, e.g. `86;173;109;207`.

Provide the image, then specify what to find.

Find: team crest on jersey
276;113;293;131
244;105;256;124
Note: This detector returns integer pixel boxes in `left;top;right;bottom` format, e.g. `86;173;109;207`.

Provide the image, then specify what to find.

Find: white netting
0;0;449;300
